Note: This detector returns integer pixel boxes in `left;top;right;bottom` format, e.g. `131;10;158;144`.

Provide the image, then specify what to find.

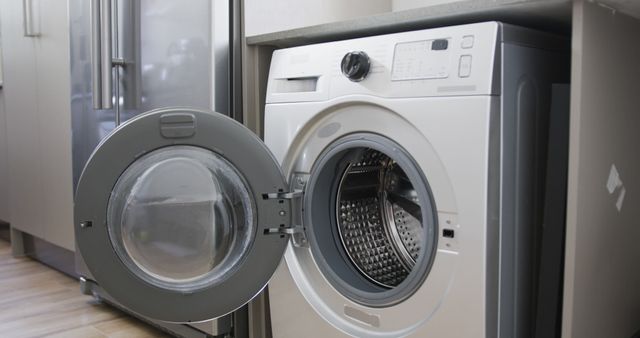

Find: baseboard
12;229;77;278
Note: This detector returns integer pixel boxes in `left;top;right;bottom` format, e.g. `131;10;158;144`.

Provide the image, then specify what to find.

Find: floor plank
0;240;171;338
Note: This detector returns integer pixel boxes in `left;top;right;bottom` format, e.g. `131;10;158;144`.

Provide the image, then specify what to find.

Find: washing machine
73;21;566;338
264;22;567;338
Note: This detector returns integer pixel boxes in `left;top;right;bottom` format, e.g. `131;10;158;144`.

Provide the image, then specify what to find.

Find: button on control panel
458;55;472;78
461;35;474;49
391;39;450;81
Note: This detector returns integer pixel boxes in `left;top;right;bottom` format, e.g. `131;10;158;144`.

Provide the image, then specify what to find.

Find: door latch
263;189;308;247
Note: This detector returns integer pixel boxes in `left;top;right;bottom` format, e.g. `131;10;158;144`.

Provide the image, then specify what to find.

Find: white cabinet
0;0;74;251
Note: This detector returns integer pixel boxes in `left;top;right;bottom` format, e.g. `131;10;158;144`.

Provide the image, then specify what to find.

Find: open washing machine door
75;107;293;323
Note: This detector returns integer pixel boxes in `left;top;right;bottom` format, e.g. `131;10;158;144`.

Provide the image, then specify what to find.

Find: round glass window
107;146;255;292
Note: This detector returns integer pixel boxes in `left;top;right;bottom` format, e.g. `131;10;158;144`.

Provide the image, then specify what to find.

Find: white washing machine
264;22;567;338
72;21;566;338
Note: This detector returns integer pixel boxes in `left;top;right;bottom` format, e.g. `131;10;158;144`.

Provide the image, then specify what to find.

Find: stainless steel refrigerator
69;0;244;337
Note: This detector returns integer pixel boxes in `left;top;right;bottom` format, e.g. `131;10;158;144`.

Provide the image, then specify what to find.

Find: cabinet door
0;0;44;238
33;0;74;250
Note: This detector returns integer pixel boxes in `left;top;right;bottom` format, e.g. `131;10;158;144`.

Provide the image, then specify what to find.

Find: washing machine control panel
391;39;451;81
266;22;500;103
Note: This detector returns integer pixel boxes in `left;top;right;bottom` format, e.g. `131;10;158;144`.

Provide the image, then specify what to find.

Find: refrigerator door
75;108;290;323
70;0;117;189
70;0;229;190
116;0;230;120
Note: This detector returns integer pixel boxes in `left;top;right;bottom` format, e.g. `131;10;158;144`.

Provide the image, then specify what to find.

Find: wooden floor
0;240;171;337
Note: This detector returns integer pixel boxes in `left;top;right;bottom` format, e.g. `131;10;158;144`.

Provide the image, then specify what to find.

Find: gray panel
497;40;568;338
13;230;77;278
534;84;570;338
564;3;640;337
75;108;288;323
500;23;569;50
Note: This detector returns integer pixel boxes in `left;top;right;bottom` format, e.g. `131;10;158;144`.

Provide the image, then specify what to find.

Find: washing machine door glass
107;146;254;292
75;108;289;323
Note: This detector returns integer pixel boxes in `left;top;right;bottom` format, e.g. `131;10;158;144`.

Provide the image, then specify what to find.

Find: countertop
246;0;573;48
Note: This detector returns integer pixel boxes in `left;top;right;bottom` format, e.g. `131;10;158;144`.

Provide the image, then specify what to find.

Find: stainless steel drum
336;149;423;288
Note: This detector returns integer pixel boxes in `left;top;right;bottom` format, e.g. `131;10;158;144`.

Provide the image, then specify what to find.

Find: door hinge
263;189;307;247
264;225;307;247
263;190;303;200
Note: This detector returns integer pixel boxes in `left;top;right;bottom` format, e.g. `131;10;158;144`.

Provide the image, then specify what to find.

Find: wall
244;0;391;37
563;1;640;337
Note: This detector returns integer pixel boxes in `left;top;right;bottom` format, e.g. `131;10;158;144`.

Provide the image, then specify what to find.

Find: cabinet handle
90;0;113;109
22;0;39;37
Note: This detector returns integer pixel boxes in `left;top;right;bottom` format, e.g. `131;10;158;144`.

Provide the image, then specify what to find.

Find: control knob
340;51;370;82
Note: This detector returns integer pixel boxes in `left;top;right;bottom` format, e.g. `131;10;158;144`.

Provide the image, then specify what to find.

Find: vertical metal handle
90;0;102;109
100;0;113;109
90;0;113;109
22;0;39;37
